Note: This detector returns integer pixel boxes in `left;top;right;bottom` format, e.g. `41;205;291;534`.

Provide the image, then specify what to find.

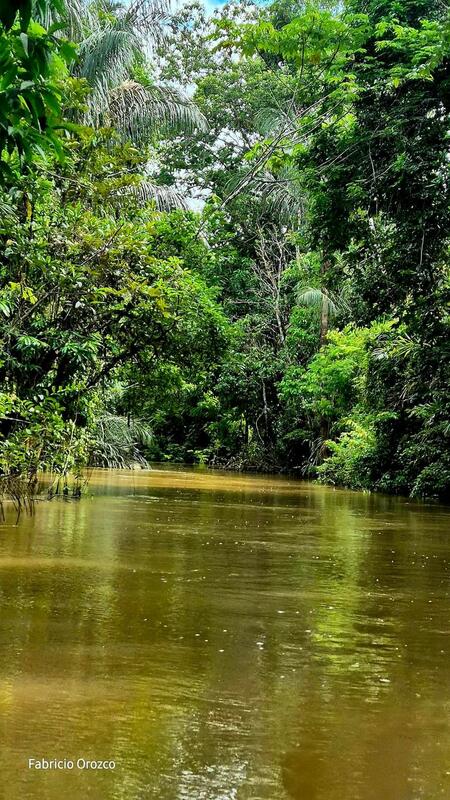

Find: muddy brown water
0;466;450;799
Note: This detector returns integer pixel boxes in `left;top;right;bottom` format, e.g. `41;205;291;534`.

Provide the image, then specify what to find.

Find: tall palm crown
39;0;207;207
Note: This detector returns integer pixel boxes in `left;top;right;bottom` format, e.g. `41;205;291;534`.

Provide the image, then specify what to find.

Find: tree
1;0;448;499
0;0;223;494
0;1;76;172
239;0;450;496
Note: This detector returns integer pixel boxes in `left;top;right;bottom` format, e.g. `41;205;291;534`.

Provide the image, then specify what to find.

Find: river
0;466;449;799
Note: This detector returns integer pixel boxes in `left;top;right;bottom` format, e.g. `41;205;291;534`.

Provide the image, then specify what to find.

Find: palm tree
39;0;207;208
296;285;344;345
75;1;206;132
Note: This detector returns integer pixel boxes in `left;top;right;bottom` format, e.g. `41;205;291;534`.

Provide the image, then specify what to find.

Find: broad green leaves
0;6;77;168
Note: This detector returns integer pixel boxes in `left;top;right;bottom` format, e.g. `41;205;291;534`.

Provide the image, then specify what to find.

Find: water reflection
0;467;449;799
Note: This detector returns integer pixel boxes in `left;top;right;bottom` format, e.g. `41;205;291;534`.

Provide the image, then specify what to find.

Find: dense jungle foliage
0;0;449;500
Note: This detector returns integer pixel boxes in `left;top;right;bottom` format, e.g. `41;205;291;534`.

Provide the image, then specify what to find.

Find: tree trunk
320;294;329;346
320;258;331;346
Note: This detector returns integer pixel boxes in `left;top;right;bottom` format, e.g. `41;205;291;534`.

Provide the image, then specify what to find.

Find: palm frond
297;286;339;316
255;106;292;136
258;166;305;224
373;332;417;361
0;197;18;225
108;80;207;144
34;0;90;39
125;0;170;43
78;25;140;91
89;413;152;469
118;181;188;210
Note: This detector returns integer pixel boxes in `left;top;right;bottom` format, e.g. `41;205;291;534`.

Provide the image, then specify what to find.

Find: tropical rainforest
0;0;449;501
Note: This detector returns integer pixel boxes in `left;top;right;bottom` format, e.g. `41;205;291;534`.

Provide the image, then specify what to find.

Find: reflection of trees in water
1;468;450;799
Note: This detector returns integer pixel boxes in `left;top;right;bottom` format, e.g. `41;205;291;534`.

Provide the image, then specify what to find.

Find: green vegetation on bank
0;0;449;500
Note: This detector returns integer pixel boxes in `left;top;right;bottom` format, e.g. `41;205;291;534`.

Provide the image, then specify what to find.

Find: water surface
1;467;450;799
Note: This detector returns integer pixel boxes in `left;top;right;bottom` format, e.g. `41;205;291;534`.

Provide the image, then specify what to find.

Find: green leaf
42;89;61;117
59;42;78;64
